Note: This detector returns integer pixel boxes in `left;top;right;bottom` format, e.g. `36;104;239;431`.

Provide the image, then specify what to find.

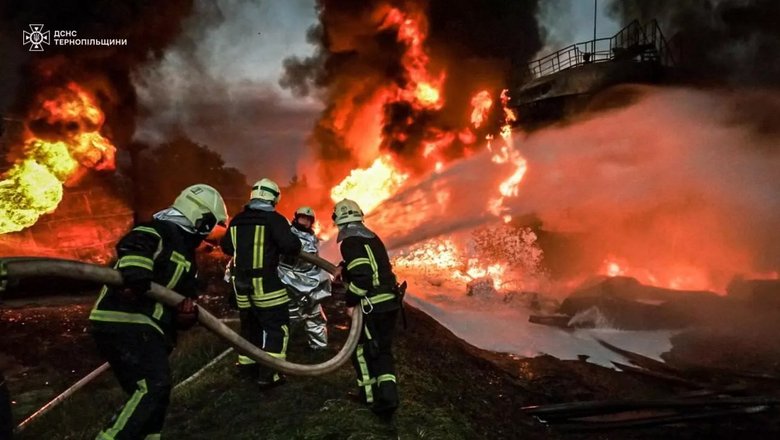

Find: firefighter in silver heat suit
278;206;331;349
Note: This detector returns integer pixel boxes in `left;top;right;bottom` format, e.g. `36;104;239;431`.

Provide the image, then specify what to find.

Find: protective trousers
1;371;12;440
288;296;328;349
93;329;171;440
351;309;399;415
237;305;289;384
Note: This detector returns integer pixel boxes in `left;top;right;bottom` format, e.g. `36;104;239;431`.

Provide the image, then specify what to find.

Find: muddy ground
1;284;779;439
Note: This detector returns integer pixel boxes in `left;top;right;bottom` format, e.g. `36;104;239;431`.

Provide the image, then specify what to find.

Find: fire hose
0;254;361;376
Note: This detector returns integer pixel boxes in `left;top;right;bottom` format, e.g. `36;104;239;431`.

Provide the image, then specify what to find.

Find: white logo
23;24;50;52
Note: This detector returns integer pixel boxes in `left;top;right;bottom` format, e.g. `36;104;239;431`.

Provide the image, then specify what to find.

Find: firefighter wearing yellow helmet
332;198;403;418
90;184;228;439
278;206;331;350
221;178;302;388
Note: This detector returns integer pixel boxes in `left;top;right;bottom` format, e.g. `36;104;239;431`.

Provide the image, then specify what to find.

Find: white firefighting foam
404;279;676;368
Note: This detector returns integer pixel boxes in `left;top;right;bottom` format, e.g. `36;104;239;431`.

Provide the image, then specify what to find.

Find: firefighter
278;206;331;350
221;178;302;387
332;199;402;418
89;184;228;440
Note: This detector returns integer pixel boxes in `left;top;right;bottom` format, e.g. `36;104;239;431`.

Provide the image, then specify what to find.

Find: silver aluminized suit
277;225;331;349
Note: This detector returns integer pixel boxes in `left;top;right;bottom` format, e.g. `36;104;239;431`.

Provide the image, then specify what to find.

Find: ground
2;284;779;439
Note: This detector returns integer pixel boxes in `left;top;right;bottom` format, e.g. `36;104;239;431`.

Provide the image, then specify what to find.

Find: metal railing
527;20;675;80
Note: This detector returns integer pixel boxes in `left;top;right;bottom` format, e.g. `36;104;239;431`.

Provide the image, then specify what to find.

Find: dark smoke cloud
280;0;542;190
132;0;321;193
134;78;319;184
0;0;195;148
608;0;780;87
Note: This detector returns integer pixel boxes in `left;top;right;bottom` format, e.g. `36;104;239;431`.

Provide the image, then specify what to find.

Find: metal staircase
527;20;676;80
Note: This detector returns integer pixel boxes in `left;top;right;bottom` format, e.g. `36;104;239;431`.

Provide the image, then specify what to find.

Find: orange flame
392;226;544;293
470;90;493;129
330;155;408;214
393;238;508;288
327;7;442;216
472;89;527;216
601;257;716;291
383;7;445;110
0;83;116;234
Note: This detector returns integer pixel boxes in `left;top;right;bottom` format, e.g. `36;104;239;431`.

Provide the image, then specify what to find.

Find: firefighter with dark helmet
90;184;228;440
332;198;402;418
278;206;331;350
221;178;302;387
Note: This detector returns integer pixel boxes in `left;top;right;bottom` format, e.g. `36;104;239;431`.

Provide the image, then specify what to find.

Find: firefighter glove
176;297;199;329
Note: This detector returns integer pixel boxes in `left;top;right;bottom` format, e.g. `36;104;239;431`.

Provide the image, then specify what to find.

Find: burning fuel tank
0;174;133;264
511;20;678;127
0;82;131;263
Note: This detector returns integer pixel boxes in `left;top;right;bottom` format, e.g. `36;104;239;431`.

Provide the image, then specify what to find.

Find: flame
330;155;408;214
413;82;442;108
470;90;493;128
467;89;528;215
479;89;528;215
327;7;440;216
0;83;116;234
39;83;104;127
393;238;508;288
601;257;717;291
392;225;544;293
383;7;444;110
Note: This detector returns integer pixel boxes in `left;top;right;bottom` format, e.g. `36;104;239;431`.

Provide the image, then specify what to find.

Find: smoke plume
132;0;321;187
280;0;543;198
608;0;780;87
0;0;195;149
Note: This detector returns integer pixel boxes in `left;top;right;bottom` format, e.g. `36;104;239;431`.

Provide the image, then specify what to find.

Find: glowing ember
330;155;408;214
0;83;116;234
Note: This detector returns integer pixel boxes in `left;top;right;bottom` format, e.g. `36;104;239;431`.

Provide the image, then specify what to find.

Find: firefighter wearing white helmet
250;178;281;206
221;178;302;388
171;183;229;235
90;183;228;439
332;198;403;418
278;206;331;350
332;198;364;226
